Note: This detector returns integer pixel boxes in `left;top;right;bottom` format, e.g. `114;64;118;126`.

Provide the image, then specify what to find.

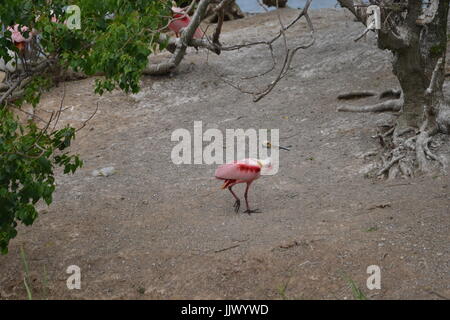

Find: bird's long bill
263;141;291;151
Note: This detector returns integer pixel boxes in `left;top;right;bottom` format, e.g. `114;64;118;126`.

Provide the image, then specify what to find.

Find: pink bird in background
5;16;67;55
7;25;34;52
215;158;272;214
168;7;204;39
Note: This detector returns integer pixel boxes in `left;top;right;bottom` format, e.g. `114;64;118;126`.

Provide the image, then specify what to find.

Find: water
236;0;337;13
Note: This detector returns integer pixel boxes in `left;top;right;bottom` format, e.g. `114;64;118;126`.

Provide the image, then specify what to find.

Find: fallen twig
214;244;240;253
367;202;391;210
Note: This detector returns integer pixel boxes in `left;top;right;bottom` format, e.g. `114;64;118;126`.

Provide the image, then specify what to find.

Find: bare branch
0;58;53;105
76;102;99;132
214;0;315;102
212;0;233;47
0;77;24;105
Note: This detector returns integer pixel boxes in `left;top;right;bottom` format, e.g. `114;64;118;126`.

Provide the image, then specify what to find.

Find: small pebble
92;166;116;177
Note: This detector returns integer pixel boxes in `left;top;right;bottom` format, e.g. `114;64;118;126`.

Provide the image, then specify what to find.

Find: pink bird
215;158;272;214
168;7;204;39
7;25;34;52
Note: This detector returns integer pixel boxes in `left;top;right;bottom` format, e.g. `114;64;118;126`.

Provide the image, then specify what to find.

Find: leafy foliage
1;0;172;93
0;0;171;253
0;109;82;254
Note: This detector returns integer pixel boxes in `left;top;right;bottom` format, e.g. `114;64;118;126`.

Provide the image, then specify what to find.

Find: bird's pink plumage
168;7;204;39
215;159;261;183
7;25;32;43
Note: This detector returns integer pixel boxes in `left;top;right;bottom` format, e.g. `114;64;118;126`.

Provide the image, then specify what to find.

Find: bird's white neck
257;158;271;168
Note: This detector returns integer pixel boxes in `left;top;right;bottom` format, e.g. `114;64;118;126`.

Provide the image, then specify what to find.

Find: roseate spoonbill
215;158;272;214
168;7;204;39
7;24;33;52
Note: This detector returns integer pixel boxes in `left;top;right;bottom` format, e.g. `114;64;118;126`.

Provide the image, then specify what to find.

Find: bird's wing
170;7;203;39
8;25;33;43
215;160;261;182
193;27;204;39
168;20;184;33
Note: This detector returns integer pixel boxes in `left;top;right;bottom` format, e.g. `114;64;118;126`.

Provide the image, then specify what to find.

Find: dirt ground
1;8;449;300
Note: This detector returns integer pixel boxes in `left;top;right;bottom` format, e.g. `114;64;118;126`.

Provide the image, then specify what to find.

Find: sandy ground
1;8;449;300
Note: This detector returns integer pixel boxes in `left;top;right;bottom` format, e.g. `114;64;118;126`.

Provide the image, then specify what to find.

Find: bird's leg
243;183;260;215
228;187;240;213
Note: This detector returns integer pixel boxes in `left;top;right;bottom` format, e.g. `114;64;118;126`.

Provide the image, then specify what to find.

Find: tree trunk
377;1;449;131
338;0;449;133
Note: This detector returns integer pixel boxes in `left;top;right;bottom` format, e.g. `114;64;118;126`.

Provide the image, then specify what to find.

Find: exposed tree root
414;121;447;172
337;87;447;179
337;88;402;102
377;154;404;176
379;88;402;100
373;121;447;179
337;91;377;100
337;96;403;113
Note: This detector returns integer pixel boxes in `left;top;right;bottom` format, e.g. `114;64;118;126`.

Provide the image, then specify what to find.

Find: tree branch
144;0;213;75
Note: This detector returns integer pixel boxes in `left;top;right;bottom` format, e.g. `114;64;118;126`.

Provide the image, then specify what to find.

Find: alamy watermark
65;5;81;30
366;265;381;290
66;265;81;290
171;121;280;175
367;5;381;30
